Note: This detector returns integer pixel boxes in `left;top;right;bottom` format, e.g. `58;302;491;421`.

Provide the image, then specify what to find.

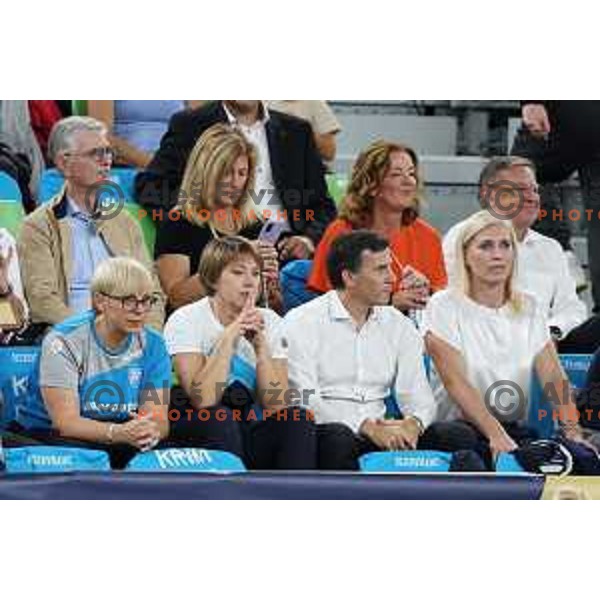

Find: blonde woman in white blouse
423;211;588;463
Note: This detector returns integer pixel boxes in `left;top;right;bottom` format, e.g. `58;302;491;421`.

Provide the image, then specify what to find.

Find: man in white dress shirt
282;230;482;470
444;156;599;354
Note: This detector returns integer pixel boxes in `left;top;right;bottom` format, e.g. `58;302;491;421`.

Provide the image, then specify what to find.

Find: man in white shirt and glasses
443;156;599;354
282;230;482;470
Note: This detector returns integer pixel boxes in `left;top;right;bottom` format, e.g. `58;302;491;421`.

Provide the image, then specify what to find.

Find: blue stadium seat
361;449;526;474
38;167;138;203
125;448;246;472
495;452;525;473
279;259;319;313
358;448;529;474
528;353;594;438
0;347;40;427
360;450;453;472
0;172;21;200
4;446;111;473
112;168;137;199
37;168;65;203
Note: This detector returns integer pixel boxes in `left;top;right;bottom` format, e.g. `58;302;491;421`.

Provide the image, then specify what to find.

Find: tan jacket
18;192;165;330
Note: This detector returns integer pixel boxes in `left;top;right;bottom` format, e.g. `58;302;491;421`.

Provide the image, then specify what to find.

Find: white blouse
422;289;551;423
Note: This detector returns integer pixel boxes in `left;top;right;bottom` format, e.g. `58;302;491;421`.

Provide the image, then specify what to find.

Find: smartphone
258;220;288;245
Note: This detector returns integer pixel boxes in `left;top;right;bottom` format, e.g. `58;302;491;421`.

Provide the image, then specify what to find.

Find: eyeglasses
102;293;160;311
487;183;540;196
64;147;115;162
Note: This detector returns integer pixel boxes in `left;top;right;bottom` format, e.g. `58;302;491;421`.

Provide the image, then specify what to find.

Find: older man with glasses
443;156;599;354
18;116;165;332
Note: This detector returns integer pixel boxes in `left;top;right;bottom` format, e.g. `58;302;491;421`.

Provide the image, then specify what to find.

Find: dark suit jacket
517;101;600;180
134;101;337;244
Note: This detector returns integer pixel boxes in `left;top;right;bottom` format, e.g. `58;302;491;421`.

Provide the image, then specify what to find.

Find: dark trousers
453;421;539;470
512;127;600;311
316;421;488;471
511;127;577;250
579;159;600;312
558;314;600;354
169;401;318;470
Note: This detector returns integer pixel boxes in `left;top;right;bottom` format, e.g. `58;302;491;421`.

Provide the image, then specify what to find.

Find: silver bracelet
106;423;117;444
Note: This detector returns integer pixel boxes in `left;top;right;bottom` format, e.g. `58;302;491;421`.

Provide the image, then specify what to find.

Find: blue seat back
0;172;21;200
359;450;453;473
280;259;319;313
0;347;40;427
38;168;138;203
495;452;525;473
528;353;594;438
4;446;111;473
37;168;65;203
125;448;246;472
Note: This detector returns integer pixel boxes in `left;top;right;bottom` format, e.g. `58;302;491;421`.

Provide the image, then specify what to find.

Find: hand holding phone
258;220;288;245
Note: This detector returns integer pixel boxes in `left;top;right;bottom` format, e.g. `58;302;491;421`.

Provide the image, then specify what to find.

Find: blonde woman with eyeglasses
14;257;171;469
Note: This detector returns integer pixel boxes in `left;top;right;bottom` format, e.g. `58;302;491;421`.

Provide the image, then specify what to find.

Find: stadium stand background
1;99;591;311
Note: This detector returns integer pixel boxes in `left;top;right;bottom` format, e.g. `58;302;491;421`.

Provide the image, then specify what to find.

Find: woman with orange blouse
308;140;447;312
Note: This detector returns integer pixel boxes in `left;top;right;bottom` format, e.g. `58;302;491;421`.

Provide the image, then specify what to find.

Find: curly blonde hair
178;123;257;230
339;140;424;228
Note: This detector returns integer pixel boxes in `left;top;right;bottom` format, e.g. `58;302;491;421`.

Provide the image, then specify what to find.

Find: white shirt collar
327;291;382;323
519;228;543;246
222;101;270;127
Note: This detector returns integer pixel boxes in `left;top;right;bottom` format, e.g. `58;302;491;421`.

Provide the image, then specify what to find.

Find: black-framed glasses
102;293;159;311
487;182;540;196
64;147;115;162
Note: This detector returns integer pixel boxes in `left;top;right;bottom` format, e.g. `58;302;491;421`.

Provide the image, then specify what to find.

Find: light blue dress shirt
66;197;112;314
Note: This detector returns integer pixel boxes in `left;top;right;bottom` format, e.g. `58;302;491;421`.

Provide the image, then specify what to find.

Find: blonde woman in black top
154;123;280;311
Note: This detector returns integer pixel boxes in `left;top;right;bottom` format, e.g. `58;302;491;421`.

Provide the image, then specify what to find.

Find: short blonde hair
198;236;261;295
340;139;424;228
91;257;155;298
454;210;523;313
178;123;257;229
